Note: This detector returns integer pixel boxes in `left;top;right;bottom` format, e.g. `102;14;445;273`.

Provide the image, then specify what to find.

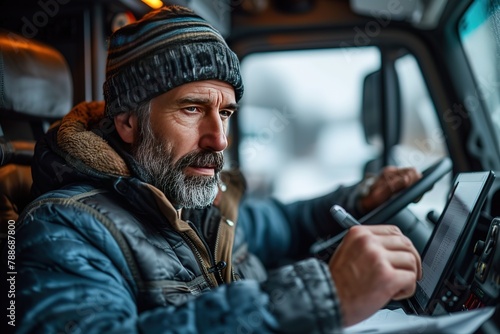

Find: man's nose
199;112;228;152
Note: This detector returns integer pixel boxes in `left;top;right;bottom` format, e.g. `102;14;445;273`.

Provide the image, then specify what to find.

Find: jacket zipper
211;219;226;284
180;232;217;288
184;220;227;286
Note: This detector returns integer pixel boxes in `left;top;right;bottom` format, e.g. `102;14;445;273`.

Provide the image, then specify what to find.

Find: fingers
359;166;422;213
385;250;422;281
377;166;421;196
329;225;423;326
391;270;418;300
349;225;422;280
355;224;403;236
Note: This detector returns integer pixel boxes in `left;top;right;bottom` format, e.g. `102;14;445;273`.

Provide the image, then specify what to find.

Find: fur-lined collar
57;101;131;177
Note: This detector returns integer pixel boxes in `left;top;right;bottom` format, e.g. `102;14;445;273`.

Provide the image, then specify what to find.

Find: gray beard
132;115;223;209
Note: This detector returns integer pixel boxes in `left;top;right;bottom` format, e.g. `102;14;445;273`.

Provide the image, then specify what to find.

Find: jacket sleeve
11;201;342;334
141;259;341;334
238;183;361;266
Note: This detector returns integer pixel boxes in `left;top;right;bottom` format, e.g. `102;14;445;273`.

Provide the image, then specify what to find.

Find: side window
238;47;380;201
394;53;450;219
237;47;448;220
459;0;500;147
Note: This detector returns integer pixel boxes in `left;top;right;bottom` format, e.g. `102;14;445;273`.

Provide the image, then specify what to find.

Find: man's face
132;80;237;208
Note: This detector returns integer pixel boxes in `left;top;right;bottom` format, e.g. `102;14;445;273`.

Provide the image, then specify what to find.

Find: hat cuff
104;42;243;117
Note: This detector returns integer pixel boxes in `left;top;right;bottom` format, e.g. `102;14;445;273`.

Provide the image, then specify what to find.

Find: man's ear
114;113;138;144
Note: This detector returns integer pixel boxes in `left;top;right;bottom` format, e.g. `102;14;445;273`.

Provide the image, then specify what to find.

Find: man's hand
359;167;421;214
328;225;422;327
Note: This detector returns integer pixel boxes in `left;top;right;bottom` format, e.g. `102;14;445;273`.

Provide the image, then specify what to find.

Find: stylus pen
330;205;361;229
310;205;361;254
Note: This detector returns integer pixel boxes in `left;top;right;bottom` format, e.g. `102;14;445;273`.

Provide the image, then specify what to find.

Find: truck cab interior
1;0;499;332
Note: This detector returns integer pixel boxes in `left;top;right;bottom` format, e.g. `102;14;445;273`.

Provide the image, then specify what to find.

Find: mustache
176;151;224;173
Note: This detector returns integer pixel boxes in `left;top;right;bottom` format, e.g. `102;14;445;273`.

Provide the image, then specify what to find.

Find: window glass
394;54;450;219
459;0;500;146
238;47;380;201
237;47;448;221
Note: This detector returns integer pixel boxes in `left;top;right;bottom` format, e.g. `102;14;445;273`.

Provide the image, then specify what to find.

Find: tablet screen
413;172;493;312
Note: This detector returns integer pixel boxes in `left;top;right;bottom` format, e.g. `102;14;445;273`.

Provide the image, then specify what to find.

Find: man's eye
220;110;233;119
184;106;198;113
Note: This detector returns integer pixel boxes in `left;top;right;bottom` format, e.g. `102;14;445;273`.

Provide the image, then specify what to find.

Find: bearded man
13;5;421;333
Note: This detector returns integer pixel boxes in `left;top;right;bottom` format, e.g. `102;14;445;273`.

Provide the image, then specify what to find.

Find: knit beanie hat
103;5;244;117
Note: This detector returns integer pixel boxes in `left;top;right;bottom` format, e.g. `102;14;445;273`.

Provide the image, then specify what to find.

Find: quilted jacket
12;101;361;333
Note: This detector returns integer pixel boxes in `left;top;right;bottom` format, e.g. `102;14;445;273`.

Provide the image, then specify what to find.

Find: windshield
236;46;448;221
459;0;500;147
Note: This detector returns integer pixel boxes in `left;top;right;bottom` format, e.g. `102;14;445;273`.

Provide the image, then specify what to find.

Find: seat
0;29;73;239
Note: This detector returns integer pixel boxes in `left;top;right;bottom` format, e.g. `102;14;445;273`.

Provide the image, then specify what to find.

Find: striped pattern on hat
103;5;244;117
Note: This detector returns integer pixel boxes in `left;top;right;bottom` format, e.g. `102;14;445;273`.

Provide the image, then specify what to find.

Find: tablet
408;171;495;315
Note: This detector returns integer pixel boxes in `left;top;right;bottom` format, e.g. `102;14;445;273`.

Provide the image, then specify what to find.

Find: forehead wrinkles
189;81;234;105
206;87;225;106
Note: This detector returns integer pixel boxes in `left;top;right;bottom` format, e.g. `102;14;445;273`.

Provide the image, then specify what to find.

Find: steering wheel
358;157;452;225
310;157;452;257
